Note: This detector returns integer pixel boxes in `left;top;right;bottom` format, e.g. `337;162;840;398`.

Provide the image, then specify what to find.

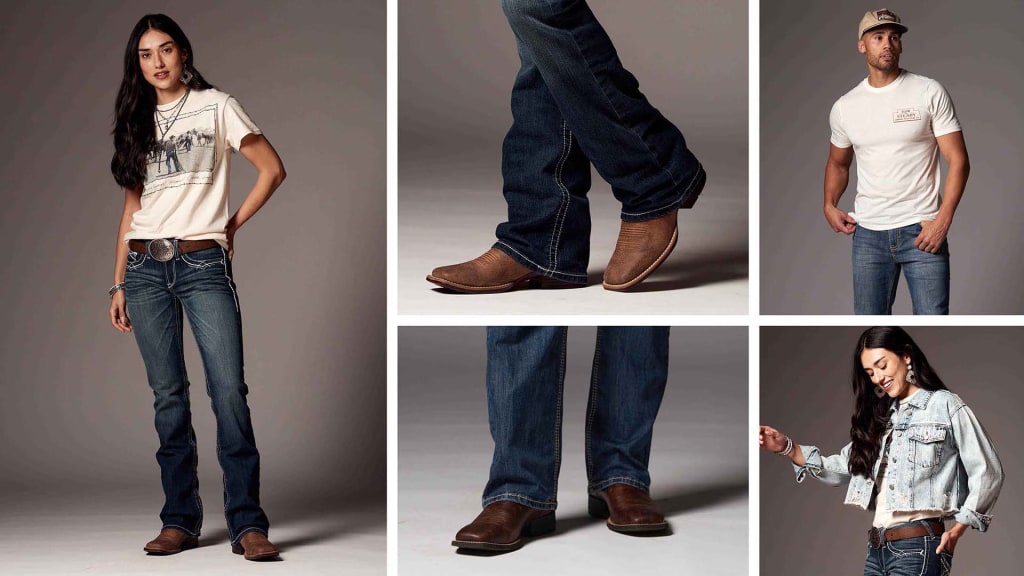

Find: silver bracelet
775;436;794;457
108;282;126;298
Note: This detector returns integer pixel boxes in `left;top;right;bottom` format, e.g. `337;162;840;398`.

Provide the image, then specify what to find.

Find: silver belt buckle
147;238;176;262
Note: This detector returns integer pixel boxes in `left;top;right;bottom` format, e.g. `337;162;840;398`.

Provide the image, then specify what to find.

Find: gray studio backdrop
760;0;1024;314
398;326;749;574
0;0;384;512
398;0;749;303
760;327;1022;575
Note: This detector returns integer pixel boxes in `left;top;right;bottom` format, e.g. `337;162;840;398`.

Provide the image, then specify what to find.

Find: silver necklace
155;88;191;141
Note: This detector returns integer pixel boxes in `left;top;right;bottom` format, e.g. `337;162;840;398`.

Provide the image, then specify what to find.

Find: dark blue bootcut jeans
483;326;669;509
494;0;705;284
124;246;269;544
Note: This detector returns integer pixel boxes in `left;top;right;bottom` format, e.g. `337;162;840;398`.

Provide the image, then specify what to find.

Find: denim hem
162;523;201;537
492;241;589;284
588;476;650;493
482;492;557;511
620;163;706;222
230;526;269;545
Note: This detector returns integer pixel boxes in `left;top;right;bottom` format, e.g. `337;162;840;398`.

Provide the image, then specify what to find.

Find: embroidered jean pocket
180;247;225;269
126;250;148;271
939;550;954;576
909;425;946;467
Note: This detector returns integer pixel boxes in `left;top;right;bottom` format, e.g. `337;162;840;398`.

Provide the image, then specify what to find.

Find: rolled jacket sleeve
950;405;1003;532
793;442;854;486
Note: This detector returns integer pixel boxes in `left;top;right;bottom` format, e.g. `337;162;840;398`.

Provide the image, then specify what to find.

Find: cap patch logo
876;9;898;23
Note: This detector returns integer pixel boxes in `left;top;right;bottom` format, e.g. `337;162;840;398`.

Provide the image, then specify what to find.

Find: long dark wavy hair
848;327;949;477
111;14;212;189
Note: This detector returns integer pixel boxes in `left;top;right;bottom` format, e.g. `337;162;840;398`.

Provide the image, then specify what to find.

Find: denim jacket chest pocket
906;424;947;468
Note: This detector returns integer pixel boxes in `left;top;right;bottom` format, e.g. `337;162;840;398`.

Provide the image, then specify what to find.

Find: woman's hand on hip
936;522;967;554
109;291;132;333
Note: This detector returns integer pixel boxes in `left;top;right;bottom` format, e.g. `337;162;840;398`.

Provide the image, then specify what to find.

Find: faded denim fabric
794;390;1003;532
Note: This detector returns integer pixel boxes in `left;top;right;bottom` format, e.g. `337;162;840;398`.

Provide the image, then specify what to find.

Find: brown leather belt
868;520;944;549
129;239;220;259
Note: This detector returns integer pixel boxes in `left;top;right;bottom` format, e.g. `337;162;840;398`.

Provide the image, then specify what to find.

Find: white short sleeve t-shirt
124;88;261;248
829;71;961;231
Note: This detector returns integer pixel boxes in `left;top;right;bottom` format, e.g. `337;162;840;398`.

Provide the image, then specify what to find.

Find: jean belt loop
922;520;936;537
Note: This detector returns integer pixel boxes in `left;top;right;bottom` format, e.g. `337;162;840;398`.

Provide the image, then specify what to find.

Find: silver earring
180;67;193;85
906;363;916;384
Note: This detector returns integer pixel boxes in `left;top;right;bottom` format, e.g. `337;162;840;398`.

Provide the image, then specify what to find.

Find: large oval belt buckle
868;527;882;549
147;238;176;262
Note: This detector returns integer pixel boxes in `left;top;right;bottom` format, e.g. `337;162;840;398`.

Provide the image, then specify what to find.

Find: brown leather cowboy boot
143;527;199;555
428;248;580;293
588;483;668;533
451;500;556;552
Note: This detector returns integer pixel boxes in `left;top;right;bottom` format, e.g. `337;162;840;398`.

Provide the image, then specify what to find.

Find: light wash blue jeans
482;326;669;510
852;223;950;315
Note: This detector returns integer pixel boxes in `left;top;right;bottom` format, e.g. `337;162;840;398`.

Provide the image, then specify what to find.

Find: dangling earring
906;362;917;385
874;386;886;398
180;66;193;85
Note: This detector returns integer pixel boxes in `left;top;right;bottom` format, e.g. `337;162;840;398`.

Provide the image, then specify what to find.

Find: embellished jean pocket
908;426;946;467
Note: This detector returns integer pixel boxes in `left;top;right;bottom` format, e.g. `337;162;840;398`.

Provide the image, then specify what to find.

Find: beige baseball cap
858;8;908;39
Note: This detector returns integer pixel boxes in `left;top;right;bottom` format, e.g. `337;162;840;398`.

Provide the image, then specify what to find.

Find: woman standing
108;14;285;561
760;326;1003;575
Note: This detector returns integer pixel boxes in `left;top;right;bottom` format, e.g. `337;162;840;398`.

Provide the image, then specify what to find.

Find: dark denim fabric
483;326;669;509
494;0;705;283
125;246;269;544
863;522;953;576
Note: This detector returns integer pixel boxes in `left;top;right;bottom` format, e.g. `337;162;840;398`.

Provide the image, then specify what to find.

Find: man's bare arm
915;131;969;253
824;144;856;234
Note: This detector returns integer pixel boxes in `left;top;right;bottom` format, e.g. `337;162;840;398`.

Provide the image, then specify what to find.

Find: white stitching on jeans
620;162;704;218
494;241;588;279
549;121;573;272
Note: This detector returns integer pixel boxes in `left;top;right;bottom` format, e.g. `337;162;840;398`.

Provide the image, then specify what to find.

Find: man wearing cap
824;8;969;315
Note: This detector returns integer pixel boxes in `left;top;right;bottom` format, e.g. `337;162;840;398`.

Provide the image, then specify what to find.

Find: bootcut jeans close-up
482;326;669;509
494;0;706;284
125;246;270;544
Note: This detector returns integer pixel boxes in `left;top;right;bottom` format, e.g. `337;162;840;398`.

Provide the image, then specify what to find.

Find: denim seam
482;492;557;509
493;241;588;279
221;248;240;313
162;523;200;537
589;476;650;493
585;328;602;483
550;327;567;505
620;162;704;218
548;121;573;274
231;526;268;545
563;23;681;193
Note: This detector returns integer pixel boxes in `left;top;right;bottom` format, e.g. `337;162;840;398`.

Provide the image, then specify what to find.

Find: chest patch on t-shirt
893;107;922;123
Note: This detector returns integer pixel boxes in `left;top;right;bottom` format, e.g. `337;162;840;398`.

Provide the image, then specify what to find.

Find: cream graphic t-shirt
829;71;961;231
124;88;261;248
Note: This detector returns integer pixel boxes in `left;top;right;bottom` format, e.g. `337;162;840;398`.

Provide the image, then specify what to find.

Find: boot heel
231;543;244;555
678;166;707;209
588;495;610;519
523;512;556;537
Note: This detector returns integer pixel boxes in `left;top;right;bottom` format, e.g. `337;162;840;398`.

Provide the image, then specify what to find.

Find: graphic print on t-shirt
144;103;218;196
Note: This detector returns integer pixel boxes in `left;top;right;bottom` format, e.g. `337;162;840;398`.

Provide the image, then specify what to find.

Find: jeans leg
125;255;203;536
174;249;269;543
852;225;900;315
884;535;945;576
500;0;704;220
898;223;950;315
495;31;593;284
585;326;669;492
483;326;567;510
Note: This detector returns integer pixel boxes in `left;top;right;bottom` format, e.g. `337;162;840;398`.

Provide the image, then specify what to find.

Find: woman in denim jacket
760;326;1003;576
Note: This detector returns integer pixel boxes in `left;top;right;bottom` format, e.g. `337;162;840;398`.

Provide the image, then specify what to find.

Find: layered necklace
155;88;191;142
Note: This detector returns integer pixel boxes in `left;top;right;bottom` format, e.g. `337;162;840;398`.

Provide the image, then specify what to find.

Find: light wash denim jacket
793;389;1004;532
